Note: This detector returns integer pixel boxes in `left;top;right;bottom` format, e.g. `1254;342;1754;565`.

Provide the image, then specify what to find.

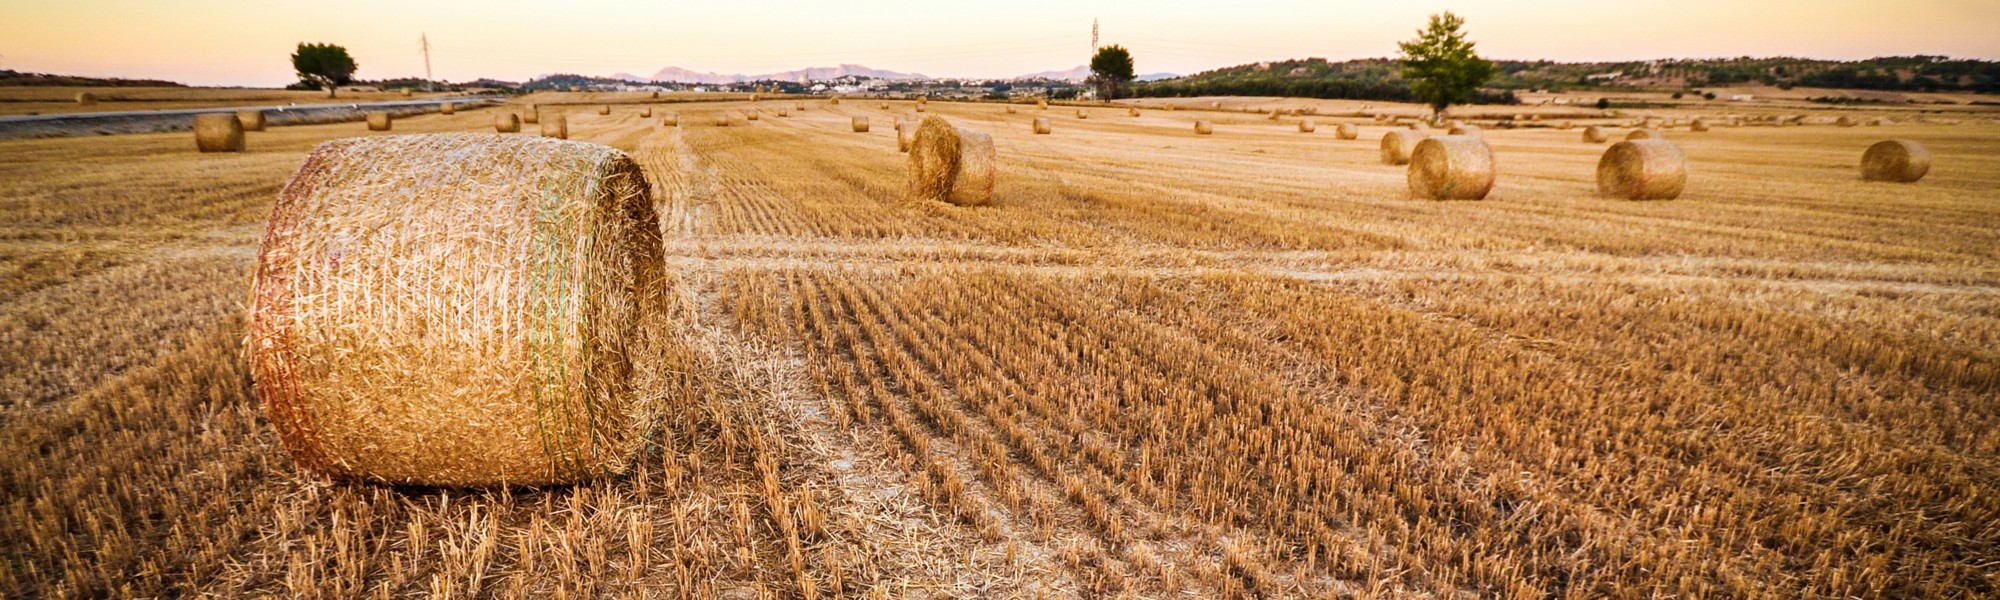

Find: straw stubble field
3;96;1998;598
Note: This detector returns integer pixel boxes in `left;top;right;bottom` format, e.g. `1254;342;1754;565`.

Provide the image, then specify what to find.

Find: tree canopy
1398;12;1496;119
292;43;357;91
1088;45;1135;100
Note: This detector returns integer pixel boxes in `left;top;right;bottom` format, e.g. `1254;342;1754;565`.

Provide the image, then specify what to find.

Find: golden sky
2;0;1996;86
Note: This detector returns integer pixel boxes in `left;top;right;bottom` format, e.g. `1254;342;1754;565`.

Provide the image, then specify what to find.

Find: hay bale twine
1597;139;1687;200
76;92;98;105
1298;120;1317;133
1860;140;1931;183
193;113;244;153
1449;124;1482;136
247;133;666;487
1379;130;1422;165
441;102;455;115
852;116;870;132
906;117;996;206
1407;136;1496;200
541;112;568;138
1690;118;1709;132
366;111;393;131
238;109;267;132
898;120;919;151
640;108;653;118
1032;117;1052;135
523;105;540;124
1336;123;1359;140
1627;129;1662;141
1194;120;1213;135
495;113;521;133
598;105;610;115
1583;126;1609;143
663;113;679;127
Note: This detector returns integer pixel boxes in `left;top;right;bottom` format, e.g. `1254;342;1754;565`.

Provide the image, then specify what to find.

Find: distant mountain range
601;63;1180;84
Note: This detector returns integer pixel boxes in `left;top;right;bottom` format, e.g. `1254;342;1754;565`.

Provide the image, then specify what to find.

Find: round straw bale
237;109;267;132
1583;126;1609;143
1209;101;1220;109
441;102;455;115
542;112;568;138
76;92;98;105
1836;116;1856;127
400;89;413;98
852;116;870;132
1374;113;1389;122
1336;123;1359;139
598;105;610;115
1407;136;1496;200
1449;124;1482;136
751;94;761;102
1626;129;1662;141
366;111;392;131
829;97;840;105
1194;120;1213;135
652;91;661;99
1689;118;1709;132
795;102;806;111
1267;110;1281;121
713;114;731;127
1557;120;1574;130
1076;110;1088;119
640;108;653;118
880;102;891;109
193;113;244;153
1597;139;1687;200
1032;117;1051;135
524;105;540;124
898;120;919;151
1298;120;1316;133
1005;105;1018;114
1859;140;1931;183
663;113;679;127
777;108;790;118
918;96;928;105
746;110;759;121
1379;130;1422;165
1128;107;1140;117
247;133;666;487
915;104;926;113
495;112;521;133
1038;99;1050;110
906;117;995;206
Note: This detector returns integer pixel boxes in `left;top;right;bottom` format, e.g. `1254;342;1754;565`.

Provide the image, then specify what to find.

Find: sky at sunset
3;0;1997;87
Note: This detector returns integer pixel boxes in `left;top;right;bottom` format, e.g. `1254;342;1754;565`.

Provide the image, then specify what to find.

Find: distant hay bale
1076;110;1088;119
905;117;996;206
1336;123;1359;140
1449;124;1482;136
829;97;840;105
898;120;919;151
247;133;666;487
1209;101;1220;109
1597;139;1687;200
1374;113;1389;122
1194;120;1213;135
495;113;521;133
523;105;540;124
1298;120;1316;133
795;102;806;111
880;102;891;109
1407;136;1496;200
542;112;568;138
366;112;393;131
752;94;761;102
1039;99;1049;110
441;102;455;115
852;116;870;132
663;113;679;127
776;108;790;117
1032;117;1052;135
713;114;731;127
640;108;653;118
193;114;244;153
1557;120;1574;130
237;109;267;132
746;110;759;121
400;89;413;98
1627;129;1662;141
1583;126;1609;143
598;105;610;115
76;92;98;105
1379;130;1422;165
1690;118;1709;132
918;96;928;105
1267;110;1280;121
1128;107;1140;117
915;104;926;113
1860;140;1931;183
1006;105;1018;114
652;91;661;99
1836;116;1857;127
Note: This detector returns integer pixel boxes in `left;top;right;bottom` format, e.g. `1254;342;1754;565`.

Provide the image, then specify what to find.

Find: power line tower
1091;18;1099;53
420;33;434;92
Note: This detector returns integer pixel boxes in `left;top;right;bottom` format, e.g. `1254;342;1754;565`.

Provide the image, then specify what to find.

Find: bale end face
1335;123;1359;140
1597;139;1688;200
193;114;245;153
1860;140;1931;183
1032;118;1051;135
1406;136;1495;200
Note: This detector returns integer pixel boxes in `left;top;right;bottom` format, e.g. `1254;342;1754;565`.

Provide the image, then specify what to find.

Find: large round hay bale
663;113;679;127
495;112;521;133
1626;129;1662;141
1407;136;1494;200
1689;118;1709;132
247;133;666;487
1597;139;1687;200
898;120;919;151
366;112;392;131
76;92;98;105
1032;117;1051;135
906;117;995;206
237;109;267;132
852;116;870;132
598;105;610;115
713;114;732;127
1336;123;1359;140
1298;120;1317;133
441;102;455;115
1194;120;1213;135
193;113;244;153
541;112;568;138
1379;130;1422;165
523;105;540;124
640;108;653;118
1860;140;1931;183
652;91;661;99
1583;126;1609;143
1449;124;1482;136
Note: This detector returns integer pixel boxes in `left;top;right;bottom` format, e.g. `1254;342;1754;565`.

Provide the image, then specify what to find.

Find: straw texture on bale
237;109;267;132
1860;140;1931;183
852;116;870;132
541;113;568;139
1032;118;1051;135
193;113;244;153
1627;129;1662;141
598;105;610;115
495;113;521;133
898;120;919;151
1336;123;1359;140
1407;136;1496;200
76;92;98;105
1583;126;1608;143
441;102;455;115
905;117;996;206
640;108;652;118
523;106;539;124
1596;139;1688;200
663;113;678;127
248;133;667;487
1194;120;1213;135
366;112;392;131
1298;120;1316;133
1449;124;1482;136
1379;130;1422;165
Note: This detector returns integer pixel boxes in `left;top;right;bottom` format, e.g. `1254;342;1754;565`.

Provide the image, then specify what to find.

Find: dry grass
4;97;2000;599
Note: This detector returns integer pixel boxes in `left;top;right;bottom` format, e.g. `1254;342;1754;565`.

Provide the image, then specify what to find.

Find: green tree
1088;45;1135;101
1397;12;1496;121
292;43;357;94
